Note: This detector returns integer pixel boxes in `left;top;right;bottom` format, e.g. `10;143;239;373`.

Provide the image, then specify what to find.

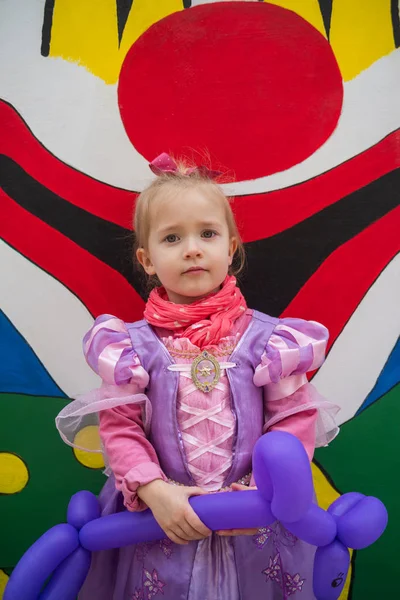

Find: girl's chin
167;285;219;304
186;286;220;299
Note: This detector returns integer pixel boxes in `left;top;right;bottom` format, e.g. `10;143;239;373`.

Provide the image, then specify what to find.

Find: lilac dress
56;309;339;600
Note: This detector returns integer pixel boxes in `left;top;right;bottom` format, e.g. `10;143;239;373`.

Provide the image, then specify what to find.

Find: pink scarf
144;275;247;348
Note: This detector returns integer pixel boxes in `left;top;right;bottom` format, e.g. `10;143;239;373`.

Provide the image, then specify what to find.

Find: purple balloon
328;492;364;520
252;435;273;501
254;432;313;523
80;491;275;551
283;504;337;547
67;490;101;530
5;431;389;600
313;540;350;600
336;496;388;549
190;489;274;530
38;547;91;600
79;509;165;551
4;524;79;600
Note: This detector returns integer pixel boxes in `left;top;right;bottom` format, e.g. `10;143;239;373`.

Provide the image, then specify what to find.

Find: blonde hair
133;159;246;291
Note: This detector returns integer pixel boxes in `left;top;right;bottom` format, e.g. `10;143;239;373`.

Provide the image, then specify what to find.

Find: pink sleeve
84;314;168;511
267;408;317;460
99;399;168;512
253;318;339;461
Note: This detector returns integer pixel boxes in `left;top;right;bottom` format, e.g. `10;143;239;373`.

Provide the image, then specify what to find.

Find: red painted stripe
0;189;145;322
0;100;136;230
281;206;400;353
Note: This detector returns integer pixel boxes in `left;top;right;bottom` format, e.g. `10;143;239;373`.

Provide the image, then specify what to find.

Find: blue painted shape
357;337;400;414
0;310;66;397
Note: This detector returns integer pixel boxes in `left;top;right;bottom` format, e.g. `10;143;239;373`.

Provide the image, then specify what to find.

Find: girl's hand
216;483;259;536
137;479;212;545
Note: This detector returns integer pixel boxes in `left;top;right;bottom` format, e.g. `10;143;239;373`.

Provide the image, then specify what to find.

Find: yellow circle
0;452;29;494
73;425;105;469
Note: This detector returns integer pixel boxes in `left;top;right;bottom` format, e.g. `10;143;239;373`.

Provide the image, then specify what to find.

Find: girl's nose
184;238;203;258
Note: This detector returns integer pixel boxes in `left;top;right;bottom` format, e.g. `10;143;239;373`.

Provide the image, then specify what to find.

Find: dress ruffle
55;382;151;452
161;332;241;358
56;315;151;452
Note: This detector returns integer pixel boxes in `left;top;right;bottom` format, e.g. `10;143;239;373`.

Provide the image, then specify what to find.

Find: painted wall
0;1;399;597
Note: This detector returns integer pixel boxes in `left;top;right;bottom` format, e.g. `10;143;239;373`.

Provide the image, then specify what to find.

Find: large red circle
118;2;343;181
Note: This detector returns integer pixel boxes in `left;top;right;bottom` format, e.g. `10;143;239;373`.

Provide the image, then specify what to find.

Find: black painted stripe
41;0;55;57
116;0;134;45
0;155;146;299
318;0;333;39
391;0;400;48
240;168;400;315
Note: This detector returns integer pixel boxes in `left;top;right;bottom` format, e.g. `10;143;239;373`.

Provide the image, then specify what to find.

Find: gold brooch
191;351;221;393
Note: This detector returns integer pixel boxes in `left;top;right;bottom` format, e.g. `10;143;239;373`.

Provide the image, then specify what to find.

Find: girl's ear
136;247;157;276
228;237;238;265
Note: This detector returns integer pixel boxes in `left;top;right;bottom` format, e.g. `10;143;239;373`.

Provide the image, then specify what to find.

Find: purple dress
57;310;339;600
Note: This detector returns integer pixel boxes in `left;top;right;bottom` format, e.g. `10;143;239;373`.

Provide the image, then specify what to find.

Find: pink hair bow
149;152;222;180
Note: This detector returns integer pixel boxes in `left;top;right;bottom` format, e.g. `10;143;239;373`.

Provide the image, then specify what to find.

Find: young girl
57;153;339;600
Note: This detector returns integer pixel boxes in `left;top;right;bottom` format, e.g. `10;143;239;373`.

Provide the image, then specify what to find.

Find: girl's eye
202;230;217;239
165;234;178;243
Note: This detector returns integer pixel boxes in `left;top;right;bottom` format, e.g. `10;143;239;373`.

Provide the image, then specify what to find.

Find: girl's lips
184;267;206;273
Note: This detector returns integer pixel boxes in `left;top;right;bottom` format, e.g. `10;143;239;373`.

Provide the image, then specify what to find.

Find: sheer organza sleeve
253;318;340;458
55;314;167;510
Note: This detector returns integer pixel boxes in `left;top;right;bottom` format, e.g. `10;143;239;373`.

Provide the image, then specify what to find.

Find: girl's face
137;186;237;304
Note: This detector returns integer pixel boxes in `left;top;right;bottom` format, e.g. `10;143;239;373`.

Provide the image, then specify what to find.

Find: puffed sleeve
83;314;149;388
253;318;340;459
56;314;167;511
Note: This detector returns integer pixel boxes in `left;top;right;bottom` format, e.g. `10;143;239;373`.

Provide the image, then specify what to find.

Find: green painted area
315;384;399;599
0;393;105;568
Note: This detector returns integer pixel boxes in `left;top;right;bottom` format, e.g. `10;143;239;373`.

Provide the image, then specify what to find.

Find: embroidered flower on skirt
253;521;297;550
159;537;173;559
135;539;174;563
132;588;144;600
143;568;166;598
262;552;281;583
284;572;306;596
257;523;304;597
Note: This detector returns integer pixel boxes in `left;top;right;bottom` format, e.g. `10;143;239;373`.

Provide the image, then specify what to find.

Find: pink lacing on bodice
163;336;240;491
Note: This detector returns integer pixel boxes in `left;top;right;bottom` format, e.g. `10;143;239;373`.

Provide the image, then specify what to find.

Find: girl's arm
99;397;168;512
81;314;169;511
266;407;317;460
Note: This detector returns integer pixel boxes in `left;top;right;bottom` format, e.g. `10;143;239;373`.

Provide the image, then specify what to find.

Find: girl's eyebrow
157;221;221;235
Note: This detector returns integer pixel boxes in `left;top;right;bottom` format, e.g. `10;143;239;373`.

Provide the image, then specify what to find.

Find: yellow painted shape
312;462;353;600
119;0;184;64
0;452;29;494
263;0;326;37
50;0;120;83
73;425;105;469
0;569;9;598
330;0;395;81
50;0;183;84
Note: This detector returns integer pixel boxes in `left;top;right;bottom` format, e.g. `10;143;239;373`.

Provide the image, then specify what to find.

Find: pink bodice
162;335;242;491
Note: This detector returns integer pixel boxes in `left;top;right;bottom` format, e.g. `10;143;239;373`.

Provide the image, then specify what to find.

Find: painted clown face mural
0;0;399;597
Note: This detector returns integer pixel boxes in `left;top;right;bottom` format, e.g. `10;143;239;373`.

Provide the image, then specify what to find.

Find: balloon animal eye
331;573;344;588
